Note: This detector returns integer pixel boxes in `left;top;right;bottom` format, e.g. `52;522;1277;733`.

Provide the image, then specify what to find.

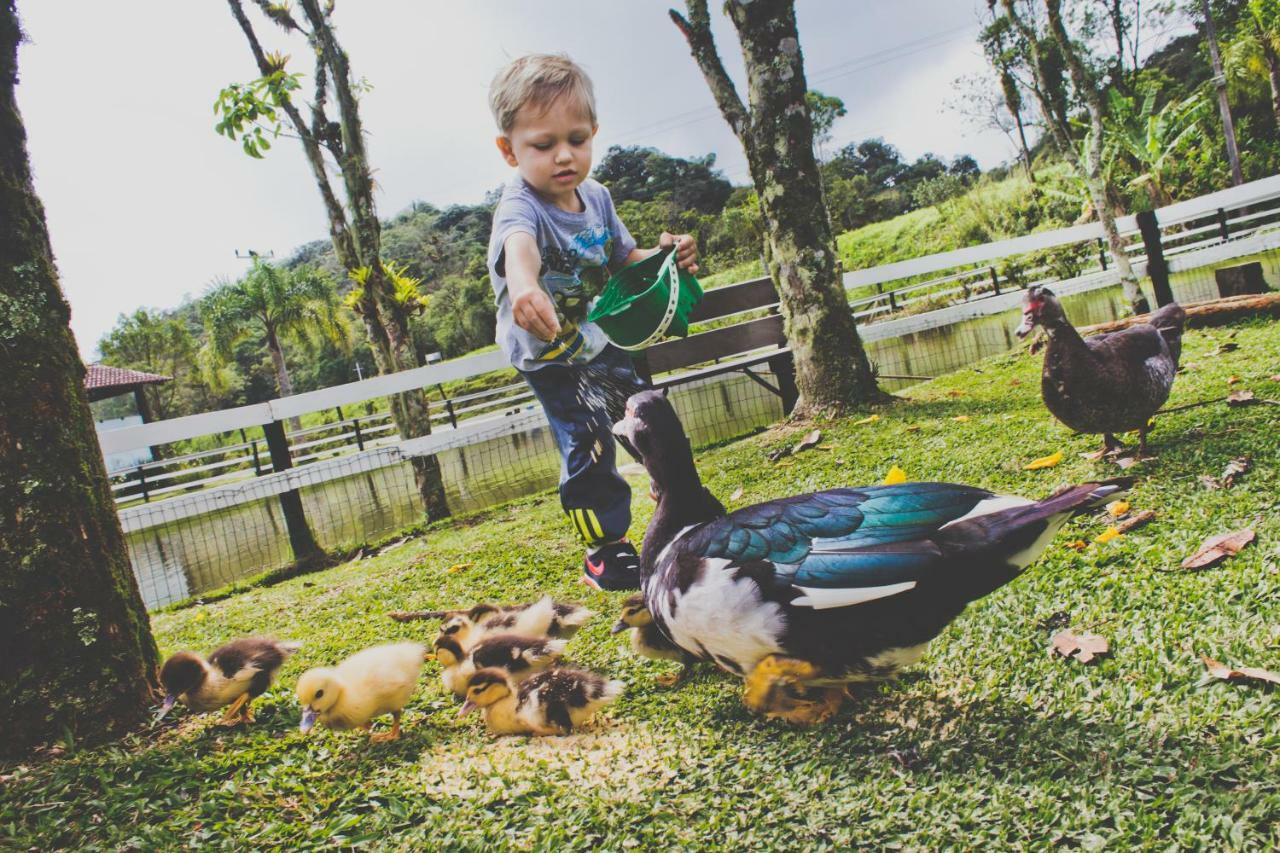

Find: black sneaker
581;541;641;591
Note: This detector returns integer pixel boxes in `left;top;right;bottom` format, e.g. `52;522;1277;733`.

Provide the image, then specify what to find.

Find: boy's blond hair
489;54;597;134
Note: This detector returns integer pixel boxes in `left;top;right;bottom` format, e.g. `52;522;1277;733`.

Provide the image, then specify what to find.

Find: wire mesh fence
114;178;1280;610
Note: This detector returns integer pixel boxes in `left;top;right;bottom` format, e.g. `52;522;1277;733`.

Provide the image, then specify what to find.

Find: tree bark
1;1;160;757
670;0;880;414
227;0;449;519
263;323;302;432
1201;0;1245;186
1003;0;1148;314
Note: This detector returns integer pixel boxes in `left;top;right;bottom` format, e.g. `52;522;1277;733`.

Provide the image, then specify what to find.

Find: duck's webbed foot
1102;434;1128;457
368;713;402;742
218;693;250;726
744;655;843;725
655;667;688;688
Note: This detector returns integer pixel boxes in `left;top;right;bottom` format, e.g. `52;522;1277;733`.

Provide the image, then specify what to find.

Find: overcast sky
16;1;1014;358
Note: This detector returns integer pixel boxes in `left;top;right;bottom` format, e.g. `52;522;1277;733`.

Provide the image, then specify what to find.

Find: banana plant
1106;89;1209;207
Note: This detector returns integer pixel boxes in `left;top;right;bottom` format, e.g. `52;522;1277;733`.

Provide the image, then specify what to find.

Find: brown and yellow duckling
433;632;568;698
612;594;699;687
157;637;301;725
390;596;592;647
458;667;623;736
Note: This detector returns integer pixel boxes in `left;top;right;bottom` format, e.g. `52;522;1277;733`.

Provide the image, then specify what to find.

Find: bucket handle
609;249;682;352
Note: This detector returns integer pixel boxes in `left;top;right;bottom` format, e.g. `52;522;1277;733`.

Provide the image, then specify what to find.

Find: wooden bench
629;276;799;414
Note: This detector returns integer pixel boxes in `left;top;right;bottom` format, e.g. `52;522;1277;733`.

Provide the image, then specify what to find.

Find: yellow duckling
611;594;698;687
440;596;591;649
296;642;426;742
433;633;568;698
459;666;623;736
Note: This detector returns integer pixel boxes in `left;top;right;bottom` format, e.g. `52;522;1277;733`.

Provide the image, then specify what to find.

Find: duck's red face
1016;289;1048;338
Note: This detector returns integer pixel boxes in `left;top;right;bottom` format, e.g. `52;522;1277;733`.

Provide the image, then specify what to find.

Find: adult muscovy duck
1016;285;1185;456
612;390;1128;725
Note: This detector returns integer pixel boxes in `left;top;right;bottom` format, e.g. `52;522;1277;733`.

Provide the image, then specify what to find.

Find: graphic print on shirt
535;224;615;363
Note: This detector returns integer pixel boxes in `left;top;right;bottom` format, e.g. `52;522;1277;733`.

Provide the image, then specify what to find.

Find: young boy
486;54;698;591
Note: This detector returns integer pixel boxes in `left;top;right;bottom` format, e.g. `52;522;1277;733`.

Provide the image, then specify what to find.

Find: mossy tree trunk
0;1;160;757
670;0;880;415
1001;0;1148;314
226;0;449;520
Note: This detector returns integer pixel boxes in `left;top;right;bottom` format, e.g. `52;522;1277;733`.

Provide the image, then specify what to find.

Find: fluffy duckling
459;667;623;736
157;637;301;725
296;642;427;742
433;633;567;698
438;596;592;649
612;594;698;687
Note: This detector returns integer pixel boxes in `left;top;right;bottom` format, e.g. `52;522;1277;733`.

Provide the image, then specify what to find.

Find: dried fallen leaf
1106;500;1131;517
793;429;822;454
729;487;744;501
1052;630;1109;664
1023;450;1064;470
1181;528;1256;570
1227;390;1256;406
1095;526;1122;544
1220;456;1251;488
1009;378;1022;387
1201;655;1280;686
852;414;880;426
952;415;971;423
1114;510;1156;534
767;447;790;462
905;425;922;433
1113;456;1141;470
1228;375;1241;385
1064;540;1088;552
447;562;474;574
882;465;908;485
946;390;965;398
1270;374;1280;383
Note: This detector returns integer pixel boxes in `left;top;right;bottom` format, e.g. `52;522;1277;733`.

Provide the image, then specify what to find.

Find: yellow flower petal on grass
1023;450;1064;470
447;561;474;574
1095;527;1122;544
1106;500;1131;517
853;414;881;426
952;415;971;423
882;465;908;485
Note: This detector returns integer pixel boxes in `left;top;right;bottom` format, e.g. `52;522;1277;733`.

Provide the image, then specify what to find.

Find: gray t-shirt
487;177;636;371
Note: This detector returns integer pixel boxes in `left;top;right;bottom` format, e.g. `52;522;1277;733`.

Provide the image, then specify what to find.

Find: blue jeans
519;346;648;547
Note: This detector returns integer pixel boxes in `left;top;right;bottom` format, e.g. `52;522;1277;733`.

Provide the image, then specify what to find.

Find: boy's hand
504;232;562;341
511;285;562;342
660;232;699;273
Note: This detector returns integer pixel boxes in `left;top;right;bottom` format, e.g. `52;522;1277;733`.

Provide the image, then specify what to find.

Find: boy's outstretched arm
504;232;561;342
626;232;699;273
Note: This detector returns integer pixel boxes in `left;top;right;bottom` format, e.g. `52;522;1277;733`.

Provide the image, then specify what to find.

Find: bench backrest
637;276;785;376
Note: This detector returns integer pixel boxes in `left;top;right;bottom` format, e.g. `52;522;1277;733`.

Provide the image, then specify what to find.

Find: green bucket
587;246;703;351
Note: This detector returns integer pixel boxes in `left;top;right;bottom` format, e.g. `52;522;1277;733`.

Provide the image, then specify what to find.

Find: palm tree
202;260;346;429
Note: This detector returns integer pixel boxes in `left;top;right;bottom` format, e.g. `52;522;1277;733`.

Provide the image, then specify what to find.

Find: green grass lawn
6;319;1280;848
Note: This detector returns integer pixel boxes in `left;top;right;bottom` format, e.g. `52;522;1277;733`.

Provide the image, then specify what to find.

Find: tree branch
668;2;750;139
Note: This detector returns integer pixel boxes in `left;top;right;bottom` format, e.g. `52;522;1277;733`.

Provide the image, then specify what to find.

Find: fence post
1097;238;1108;271
351;415;365;451
767;351;800;415
443;398;458;429
240;427;263;475
1135;209;1175;307
261;420;325;565
888;289;897;311
632;351;654;387
989;266;1000;296
1216;207;1230;242
133;465;149;503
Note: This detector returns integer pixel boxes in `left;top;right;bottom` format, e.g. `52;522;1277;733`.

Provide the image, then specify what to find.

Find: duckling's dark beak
610;619;629;635
299;707;318;733
458;699;478;717
153;695;177;723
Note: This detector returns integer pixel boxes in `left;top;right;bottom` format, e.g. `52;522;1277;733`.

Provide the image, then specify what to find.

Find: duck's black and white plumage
460;667;624;736
433;633;567;697
612;390;1128;722
1017;285;1185;455
158;637;301;723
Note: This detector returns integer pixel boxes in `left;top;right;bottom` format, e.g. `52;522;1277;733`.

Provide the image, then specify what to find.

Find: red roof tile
85;363;172;392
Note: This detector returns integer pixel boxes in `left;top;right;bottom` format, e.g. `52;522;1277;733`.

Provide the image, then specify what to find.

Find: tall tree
669;0;880;414
1;0;159;756
980;16;1038;181
805;89;846;162
216;0;449;520
201;259;345;429
97;307;202;422
1000;0;1151;313
1201;0;1246;184
1248;0;1280;125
